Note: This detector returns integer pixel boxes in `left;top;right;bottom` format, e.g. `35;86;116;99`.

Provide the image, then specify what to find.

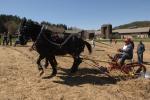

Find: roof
95;31;101;35
86;30;95;33
64;30;81;34
113;27;150;34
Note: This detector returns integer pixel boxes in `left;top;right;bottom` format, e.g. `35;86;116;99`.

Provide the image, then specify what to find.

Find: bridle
29;25;45;50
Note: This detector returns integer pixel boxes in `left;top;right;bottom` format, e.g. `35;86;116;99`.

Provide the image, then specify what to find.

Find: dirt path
0;43;150;100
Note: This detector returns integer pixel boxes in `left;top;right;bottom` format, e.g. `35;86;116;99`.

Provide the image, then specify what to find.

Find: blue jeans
138;53;143;64
118;54;131;65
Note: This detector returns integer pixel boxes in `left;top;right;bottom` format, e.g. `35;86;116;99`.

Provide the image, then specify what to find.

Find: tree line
0;14;68;34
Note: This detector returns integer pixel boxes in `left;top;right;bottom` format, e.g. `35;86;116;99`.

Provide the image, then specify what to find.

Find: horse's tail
84;41;92;54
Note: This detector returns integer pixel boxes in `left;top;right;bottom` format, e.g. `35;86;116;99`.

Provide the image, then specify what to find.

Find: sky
0;0;150;30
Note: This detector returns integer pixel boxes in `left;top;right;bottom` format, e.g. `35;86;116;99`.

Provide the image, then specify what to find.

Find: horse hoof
70;72;76;75
42;75;55;79
50;73;56;77
70;68;78;73
51;71;57;76
39;70;44;76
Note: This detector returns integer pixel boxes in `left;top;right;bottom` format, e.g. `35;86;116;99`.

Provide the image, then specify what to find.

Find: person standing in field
8;32;12;46
137;40;145;64
2;32;8;46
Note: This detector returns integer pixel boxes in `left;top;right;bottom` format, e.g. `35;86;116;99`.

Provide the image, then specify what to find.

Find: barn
113;27;150;38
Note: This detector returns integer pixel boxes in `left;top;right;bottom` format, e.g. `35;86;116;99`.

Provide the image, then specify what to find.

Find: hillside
114;21;150;29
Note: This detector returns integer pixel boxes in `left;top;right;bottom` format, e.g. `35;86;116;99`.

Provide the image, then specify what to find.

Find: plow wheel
108;63;147;80
127;63;146;78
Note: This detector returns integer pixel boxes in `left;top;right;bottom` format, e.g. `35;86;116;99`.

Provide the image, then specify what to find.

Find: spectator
137;40;145;64
2;32;8;46
8;32;12;46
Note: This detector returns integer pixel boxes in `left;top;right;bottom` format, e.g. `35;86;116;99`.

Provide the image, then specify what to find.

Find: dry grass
0;42;150;100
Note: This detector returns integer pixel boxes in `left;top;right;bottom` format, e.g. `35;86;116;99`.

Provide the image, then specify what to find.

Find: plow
78;41;147;79
81;54;146;79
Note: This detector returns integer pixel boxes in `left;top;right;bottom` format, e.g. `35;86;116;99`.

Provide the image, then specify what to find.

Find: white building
113;27;150;38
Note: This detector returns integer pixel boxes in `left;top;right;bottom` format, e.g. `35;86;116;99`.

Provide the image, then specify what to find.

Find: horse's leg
44;58;49;69
44;56;57;69
70;55;82;73
47;56;57;76
52;56;58;66
37;55;44;71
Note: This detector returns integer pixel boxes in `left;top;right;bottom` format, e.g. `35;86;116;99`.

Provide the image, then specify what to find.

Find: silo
101;25;106;38
101;26;105;34
101;24;112;39
106;24;112;39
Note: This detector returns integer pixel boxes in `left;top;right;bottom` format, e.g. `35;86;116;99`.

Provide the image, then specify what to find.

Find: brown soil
0;42;150;100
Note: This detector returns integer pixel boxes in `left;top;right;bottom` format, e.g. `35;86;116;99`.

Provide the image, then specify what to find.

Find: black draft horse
19;19;92;76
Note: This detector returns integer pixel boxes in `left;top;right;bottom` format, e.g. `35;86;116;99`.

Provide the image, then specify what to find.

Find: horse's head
19;18;41;45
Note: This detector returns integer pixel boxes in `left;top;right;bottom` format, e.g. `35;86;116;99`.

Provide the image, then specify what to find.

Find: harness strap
33;25;79;49
42;32;76;48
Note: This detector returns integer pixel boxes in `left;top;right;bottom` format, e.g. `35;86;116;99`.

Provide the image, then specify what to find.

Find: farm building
113;27;150;38
101;24;112;39
65;30;96;40
64;26;150;40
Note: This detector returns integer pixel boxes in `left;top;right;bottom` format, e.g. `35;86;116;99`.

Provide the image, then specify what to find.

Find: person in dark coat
137;40;145;64
2;32;8;46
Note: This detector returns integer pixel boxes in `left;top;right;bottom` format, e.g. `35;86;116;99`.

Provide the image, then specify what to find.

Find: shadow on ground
43;67;121;86
95;49;105;52
143;62;150;65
